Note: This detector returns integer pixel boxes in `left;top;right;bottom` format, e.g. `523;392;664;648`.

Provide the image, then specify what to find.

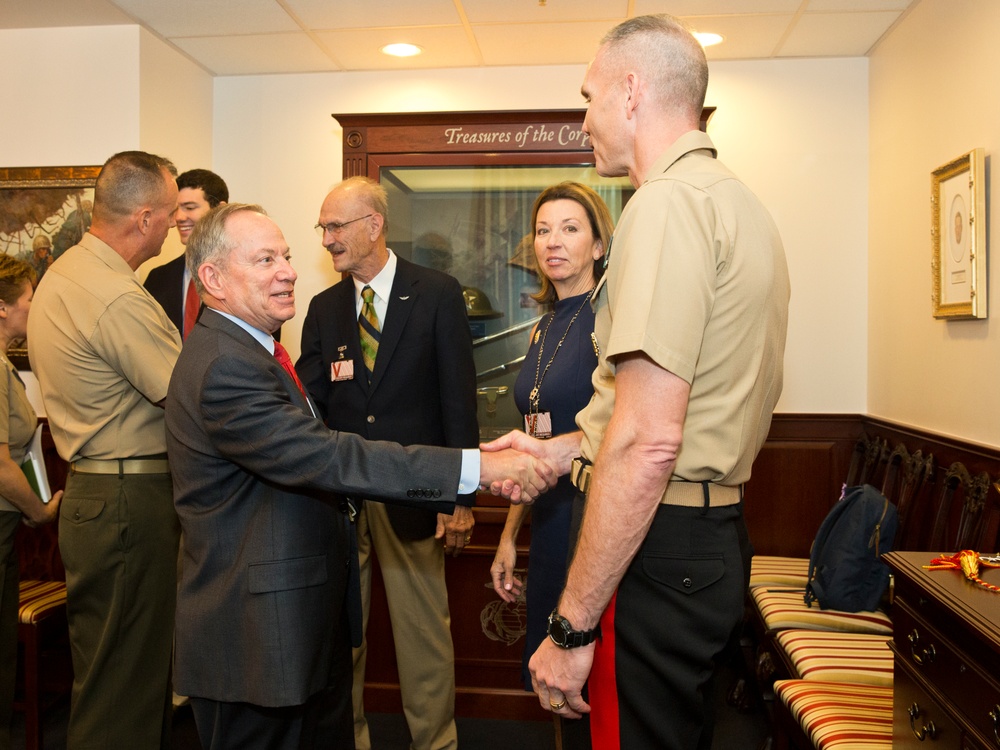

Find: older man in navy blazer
298;177;476;750
165;203;552;750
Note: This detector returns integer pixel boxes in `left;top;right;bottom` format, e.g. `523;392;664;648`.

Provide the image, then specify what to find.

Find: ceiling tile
806;0;912;10
778;11;900;56
635;0;802;14
171;32;337;75
313;26;478;71
113;0;299;38
285;0;460;29
474;21;611;66
0;0;132;27
460;0;628;24
681;14;795;59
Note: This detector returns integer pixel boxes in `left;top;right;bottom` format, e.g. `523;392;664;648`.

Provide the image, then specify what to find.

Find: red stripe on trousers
589;590;620;750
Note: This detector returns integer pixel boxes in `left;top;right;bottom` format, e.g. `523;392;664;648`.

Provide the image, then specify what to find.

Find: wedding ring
550;698;566;711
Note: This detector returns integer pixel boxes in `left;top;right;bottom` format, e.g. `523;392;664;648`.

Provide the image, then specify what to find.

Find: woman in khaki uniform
0;254;61;750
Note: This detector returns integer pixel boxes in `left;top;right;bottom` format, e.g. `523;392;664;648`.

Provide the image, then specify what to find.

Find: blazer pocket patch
248;555;328;594
642;552;725;595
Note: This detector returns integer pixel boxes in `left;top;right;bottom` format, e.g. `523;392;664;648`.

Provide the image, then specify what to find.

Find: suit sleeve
296;297;329;421
435;275;480;506
201;341;461;510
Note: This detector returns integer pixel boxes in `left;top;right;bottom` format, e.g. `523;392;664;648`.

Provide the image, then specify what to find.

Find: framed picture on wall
0;165;100;368
931;148;987;319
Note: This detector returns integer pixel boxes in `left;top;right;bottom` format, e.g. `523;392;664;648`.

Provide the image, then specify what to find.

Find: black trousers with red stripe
588;500;752;750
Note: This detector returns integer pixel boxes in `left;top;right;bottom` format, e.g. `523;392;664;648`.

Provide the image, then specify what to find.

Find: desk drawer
894;596;1000;747
894;663;962;748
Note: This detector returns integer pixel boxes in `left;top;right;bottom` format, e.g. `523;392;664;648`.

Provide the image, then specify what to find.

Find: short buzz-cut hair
186;202;266;295
92;151;177;222
338;176;389;236
601;14;708;119
177;169;229;208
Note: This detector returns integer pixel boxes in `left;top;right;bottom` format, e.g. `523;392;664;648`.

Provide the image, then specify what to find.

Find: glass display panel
380;163;633;439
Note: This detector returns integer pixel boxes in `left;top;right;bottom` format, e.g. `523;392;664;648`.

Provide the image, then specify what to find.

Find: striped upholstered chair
13;520;70;750
770;462;994;750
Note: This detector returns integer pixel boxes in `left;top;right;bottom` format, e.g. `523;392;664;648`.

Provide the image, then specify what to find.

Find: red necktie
183;278;200;340
273;340;307;401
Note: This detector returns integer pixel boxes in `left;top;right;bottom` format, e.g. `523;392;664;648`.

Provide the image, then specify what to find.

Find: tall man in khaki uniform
28;150;182;749
484;14;790;750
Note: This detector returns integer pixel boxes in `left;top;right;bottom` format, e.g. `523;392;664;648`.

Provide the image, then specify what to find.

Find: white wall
0;26;140;166
138;28;215;270
869;0;1000;447
213;58;871;417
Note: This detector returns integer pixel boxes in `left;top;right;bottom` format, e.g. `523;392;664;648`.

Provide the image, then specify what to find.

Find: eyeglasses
314;214;373;238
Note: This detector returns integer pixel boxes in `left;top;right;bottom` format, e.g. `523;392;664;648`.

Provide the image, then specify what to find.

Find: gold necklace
528;288;594;413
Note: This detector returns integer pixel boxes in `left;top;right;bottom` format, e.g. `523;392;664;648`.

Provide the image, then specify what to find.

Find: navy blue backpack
804;484;898;612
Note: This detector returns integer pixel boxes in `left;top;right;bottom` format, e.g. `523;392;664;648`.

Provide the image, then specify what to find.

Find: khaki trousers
60;472;179;750
352;500;457;750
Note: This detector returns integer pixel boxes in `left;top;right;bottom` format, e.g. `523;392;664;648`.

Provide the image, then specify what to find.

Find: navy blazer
144;254;186;332
297;257;479;540
165;308;461;707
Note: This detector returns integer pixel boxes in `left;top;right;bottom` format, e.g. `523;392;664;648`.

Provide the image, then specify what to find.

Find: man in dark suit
165;202;552;750
144;169;228;338
297;177;474;750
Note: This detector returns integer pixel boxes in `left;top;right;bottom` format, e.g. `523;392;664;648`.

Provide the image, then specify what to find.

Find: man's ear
199;263;224;302
136;207;153;235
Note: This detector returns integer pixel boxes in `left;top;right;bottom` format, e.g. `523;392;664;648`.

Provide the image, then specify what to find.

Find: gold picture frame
0;165;100;369
931;148;987;319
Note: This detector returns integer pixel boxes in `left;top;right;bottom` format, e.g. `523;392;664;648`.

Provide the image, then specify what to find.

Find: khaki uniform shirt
577;130;790;488
27;233;181;463
0;353;37;513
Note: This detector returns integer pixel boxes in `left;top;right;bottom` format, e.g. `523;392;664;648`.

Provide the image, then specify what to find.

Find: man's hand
529;637;594;719
479;447;557;504
481;429;581;482
435;505;474;557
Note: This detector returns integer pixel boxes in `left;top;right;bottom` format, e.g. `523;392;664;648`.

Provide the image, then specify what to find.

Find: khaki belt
570;457;741;507
71;457;170;475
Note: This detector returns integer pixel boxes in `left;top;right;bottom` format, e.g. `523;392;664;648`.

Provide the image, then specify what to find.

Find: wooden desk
886;551;1000;749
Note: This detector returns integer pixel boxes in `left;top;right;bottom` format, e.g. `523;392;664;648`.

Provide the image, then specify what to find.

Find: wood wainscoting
363;413;1000;720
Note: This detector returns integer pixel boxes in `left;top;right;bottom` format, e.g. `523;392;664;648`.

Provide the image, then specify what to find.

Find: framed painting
931;148;987;319
0;165;100;368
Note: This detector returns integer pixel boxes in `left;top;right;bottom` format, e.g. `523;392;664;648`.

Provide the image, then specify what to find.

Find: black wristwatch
547;610;600;649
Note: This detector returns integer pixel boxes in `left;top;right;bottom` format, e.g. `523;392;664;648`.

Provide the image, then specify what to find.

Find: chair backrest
858;436;889;487
926;462;992;552
893;450;934;550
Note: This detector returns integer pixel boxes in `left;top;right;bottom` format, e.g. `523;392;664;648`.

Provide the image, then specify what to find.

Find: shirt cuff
458;448;481;495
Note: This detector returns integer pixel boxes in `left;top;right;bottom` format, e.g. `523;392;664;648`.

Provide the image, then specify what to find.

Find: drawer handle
908;703;938;741
989;705;1000;747
908;629;936;666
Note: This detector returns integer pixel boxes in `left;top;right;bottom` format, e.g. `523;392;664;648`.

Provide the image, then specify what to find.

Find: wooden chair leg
19;622;43;750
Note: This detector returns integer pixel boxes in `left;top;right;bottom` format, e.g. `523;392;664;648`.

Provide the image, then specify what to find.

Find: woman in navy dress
490;182;614;742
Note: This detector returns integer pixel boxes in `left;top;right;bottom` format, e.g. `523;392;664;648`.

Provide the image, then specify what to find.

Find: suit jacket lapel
369;260;416;392
200;309;316;415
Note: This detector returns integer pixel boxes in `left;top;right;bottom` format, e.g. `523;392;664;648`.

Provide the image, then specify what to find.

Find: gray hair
186;202;267;295
93;151;177;221
601;14;708;119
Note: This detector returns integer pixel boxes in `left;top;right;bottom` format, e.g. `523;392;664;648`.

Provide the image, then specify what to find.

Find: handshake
477;430;582;504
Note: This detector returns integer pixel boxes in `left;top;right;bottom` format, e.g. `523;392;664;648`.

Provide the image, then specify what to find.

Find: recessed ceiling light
381;43;423;58
694;32;724;48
